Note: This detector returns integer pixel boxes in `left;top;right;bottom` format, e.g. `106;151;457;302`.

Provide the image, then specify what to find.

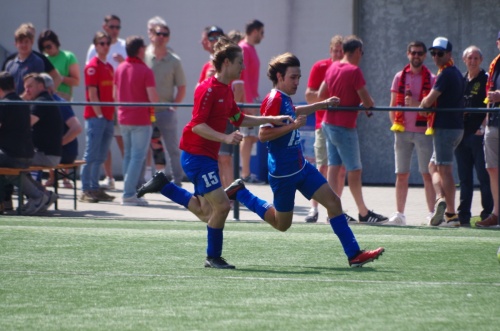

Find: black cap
207;26;224;41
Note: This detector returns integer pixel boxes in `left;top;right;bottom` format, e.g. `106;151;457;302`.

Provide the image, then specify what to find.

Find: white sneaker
100;177;116;190
430;198;446;226
121;195;149;206
386;212;406;226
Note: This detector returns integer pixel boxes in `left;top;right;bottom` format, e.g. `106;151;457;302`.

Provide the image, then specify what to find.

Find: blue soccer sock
206;226;223;258
329;214;361;259
160;182;192;209
236;188;272;220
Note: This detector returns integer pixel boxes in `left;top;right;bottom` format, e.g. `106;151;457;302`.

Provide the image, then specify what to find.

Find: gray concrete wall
357;0;500;184
0;0;354;178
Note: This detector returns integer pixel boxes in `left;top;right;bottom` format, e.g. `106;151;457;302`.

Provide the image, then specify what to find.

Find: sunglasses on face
155;31;170;37
410;51;425;56
430;51;445;57
208;34;222;42
108;25;121;30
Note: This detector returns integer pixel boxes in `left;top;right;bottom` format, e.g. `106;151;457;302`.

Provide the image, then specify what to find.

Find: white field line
3;270;500;287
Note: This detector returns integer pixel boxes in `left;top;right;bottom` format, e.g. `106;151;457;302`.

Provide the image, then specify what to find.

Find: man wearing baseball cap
476;31;500;228
419;37;464;227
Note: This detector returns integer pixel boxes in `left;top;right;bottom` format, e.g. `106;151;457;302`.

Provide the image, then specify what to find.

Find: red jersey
307;58;333;129
84;57;115;120
323;62;366;128
180;76;245;160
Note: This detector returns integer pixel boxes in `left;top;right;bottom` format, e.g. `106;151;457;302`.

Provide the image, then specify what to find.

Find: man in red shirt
233;19;265;183
319;35;388;224
137;37;290;269
80;31;116;203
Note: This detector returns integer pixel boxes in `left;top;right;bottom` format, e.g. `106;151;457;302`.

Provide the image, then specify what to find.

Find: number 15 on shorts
202;171;219;188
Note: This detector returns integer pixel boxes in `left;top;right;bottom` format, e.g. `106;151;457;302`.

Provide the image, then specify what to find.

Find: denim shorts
322;123;361;171
430;128;464;165
181;151;222;196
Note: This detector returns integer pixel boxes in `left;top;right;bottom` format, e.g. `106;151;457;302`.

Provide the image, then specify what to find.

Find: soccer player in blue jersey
231;52;385;267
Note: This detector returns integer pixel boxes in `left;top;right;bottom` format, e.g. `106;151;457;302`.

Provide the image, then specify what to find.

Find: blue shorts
322;123;362;171
269;162;327;212
430;128;464;165
181;151;222;196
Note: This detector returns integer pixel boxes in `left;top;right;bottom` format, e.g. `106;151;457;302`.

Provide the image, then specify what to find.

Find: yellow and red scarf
484;54;500;104
391;64;432;132
424;59;455;135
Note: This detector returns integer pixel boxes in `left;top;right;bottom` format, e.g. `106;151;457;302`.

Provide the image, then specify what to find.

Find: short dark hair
407;41;427;53
343;35;363;54
212;37;242;72
104;14;121;24
245;19;264;35
37;29;61;53
0;71;15;91
267;52;300;86
93;31;111;45
125;36;145;57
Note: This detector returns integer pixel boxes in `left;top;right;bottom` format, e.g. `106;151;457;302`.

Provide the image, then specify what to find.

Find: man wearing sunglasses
387;41;436;226
419;37;465;227
145;23;186;187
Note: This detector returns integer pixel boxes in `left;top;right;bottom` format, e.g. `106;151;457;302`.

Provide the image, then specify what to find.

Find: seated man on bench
0;71;34;213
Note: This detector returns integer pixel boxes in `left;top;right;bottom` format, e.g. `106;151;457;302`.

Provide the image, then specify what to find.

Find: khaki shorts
313;128;327;167
485;125;499;168
394;131;433;174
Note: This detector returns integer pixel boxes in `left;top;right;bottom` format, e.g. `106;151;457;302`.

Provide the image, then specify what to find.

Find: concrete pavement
4;179;485;227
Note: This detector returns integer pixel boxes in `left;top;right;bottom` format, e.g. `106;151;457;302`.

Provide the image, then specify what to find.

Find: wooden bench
0;160;86;214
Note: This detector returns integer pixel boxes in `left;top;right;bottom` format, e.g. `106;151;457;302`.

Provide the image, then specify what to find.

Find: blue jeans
454;133;493;222
121;125;152;198
322;123;361;171
80;118;114;191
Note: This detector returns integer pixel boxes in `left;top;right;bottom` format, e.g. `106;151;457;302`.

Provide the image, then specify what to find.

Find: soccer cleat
224;178;245;201
385;212;406;226
475;214;499;228
358;210;388;224
349;247;385;267
204;256;236;269
430;198;446;226
305;208;319;223
136;171;170;198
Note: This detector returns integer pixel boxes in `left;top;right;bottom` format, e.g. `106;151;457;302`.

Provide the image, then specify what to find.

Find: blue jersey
260;89;306;177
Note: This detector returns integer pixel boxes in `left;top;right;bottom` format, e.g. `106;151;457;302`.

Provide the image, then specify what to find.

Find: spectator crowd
0;15;499;230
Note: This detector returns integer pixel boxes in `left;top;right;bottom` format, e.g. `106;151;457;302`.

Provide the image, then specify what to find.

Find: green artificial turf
0;218;499;331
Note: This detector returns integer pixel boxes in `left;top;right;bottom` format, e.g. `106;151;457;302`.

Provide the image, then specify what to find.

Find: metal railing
2;98;497;221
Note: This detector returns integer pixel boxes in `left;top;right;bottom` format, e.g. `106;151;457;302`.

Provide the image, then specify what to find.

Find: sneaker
241;174;265;185
439;213;460;227
358;210;388;224
349;247;385;267
121;195;149;206
79;191;99;203
100;177;115;190
476;214;499;228
224;178;245;200
345;213;358;223
38;191;58;213
430;198;446;226
204;256;236;269
305;208;319;223
92;188;115;202
24;193;50;215
386;212;406;226
136;172;170;198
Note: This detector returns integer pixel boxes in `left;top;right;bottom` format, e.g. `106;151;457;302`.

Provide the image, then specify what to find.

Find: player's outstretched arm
295;96;340;116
